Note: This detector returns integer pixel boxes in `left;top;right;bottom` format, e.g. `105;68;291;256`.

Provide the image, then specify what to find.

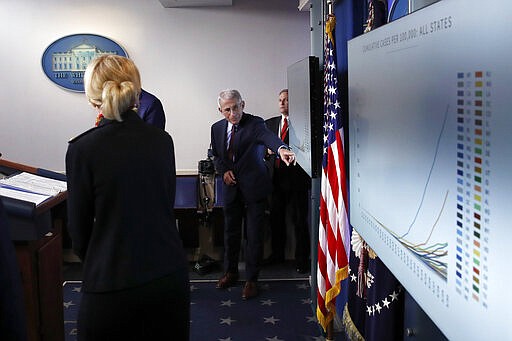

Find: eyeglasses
221;103;241;115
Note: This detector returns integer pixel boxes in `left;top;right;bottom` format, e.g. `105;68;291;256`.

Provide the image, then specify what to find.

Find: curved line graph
400;104;450;239
357;104;452;280
363;190;449;279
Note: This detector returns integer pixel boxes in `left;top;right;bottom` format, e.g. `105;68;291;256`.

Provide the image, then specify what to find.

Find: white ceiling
158;0;311;10
158;0;232;7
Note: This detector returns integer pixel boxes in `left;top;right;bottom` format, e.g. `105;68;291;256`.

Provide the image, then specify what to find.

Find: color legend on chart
454;71;491;309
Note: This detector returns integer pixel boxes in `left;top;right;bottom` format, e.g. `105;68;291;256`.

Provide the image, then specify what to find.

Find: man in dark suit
138;89;166;130
264;89;311;273
95;89;165;130
210;89;296;300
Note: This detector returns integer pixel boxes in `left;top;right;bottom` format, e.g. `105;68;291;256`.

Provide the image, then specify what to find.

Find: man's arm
256;117;296;165
277;146;296;166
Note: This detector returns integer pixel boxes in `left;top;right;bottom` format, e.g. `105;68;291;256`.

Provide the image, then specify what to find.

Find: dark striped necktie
227;124;237;161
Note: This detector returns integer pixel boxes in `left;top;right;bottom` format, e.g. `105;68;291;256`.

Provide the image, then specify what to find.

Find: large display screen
348;0;511;339
287;56;322;178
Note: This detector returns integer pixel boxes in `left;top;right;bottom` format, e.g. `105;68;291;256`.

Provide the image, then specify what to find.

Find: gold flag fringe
317;264;349;331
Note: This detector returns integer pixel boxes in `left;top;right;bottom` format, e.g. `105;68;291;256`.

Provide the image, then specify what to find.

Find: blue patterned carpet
63;279;324;341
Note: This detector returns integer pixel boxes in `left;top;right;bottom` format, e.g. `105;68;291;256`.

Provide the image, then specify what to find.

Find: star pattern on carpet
63;301;75;309
219;316;236;326
263;316;280;325
260;299;277;306
63;280;322;341
306;315;317;323
220;299;236;307
301;298;312;305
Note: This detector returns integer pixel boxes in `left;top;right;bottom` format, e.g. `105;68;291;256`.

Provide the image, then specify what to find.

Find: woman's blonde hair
84;55;141;121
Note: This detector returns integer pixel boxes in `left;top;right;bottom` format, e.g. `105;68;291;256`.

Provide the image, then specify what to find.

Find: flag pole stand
326;321;335;340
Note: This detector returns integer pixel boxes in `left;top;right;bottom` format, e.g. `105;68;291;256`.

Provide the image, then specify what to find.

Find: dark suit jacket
66;110;187;292
265;116;311;192
138;89;166;130
211;113;285;204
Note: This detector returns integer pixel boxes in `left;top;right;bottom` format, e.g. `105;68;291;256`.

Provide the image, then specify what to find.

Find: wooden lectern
0;159;66;341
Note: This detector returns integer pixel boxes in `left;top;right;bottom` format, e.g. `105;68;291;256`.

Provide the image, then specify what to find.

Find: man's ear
241;100;245;110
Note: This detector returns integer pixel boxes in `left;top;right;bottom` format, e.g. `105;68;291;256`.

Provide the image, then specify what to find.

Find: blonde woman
66;55;189;340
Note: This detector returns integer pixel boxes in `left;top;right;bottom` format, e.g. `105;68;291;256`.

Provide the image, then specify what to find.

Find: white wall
0;0;309;172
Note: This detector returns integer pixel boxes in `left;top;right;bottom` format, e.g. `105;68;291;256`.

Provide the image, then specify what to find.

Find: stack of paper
0;172;67;206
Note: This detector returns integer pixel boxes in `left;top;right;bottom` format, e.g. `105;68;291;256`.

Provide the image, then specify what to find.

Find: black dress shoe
242;281;258;300
262;254;285;266
194;254;219;275
216;272;239;289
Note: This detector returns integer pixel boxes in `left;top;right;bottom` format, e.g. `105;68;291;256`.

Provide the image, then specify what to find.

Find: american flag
316;13;350;332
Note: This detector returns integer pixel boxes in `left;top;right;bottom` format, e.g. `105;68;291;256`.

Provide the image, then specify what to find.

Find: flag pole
326;2;335;341
317;0;349;339
326;322;334;340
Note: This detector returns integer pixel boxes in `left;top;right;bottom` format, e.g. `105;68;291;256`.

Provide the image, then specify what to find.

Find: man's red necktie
280;117;288;142
275;117;288;167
